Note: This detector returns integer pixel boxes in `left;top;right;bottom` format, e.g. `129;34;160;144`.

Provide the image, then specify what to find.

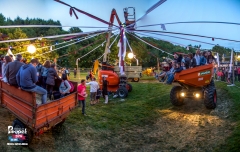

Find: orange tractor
170;64;217;109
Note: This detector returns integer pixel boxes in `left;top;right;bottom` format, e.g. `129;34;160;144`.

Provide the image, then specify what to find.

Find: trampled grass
214;82;240;152
1;80;240;151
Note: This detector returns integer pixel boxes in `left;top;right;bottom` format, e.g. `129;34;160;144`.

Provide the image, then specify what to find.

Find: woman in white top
59;74;71;97
1;56;12;83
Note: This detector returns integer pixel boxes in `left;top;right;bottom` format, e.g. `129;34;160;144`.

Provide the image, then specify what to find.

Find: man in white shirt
194;49;201;66
86;78;99;105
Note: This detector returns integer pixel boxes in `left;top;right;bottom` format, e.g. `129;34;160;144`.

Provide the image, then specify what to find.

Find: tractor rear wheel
117;87;128;98
204;86;217;109
126;83;132;92
170;86;184;106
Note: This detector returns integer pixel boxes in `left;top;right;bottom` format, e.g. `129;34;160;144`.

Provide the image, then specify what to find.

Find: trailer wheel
12;119;33;144
204;86;217;109
52;119;66;133
132;78;139;82
126;83;132;92
117;87;128;98
170;86;184;106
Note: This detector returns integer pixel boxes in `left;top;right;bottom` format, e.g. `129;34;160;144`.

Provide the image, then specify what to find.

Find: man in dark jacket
16;59;47;104
5;54;24;86
46;63;61;99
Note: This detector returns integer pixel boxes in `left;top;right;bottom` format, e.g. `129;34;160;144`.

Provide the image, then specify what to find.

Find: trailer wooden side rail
0;80;78;143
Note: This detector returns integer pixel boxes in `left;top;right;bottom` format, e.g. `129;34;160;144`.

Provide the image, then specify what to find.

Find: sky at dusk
0;0;240;51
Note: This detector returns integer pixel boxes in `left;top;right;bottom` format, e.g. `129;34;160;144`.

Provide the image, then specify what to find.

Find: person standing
189;53;197;68
36;60;42;85
217;70;223;81
237;66;240;82
200;51;208;65
41;60;50;89
194;49;201;66
221;67;225;81
65;68;70;77
46;63;61;100
74;68;77;78
234;67;238;81
86;77;99;105
102;76;109;104
78;79;87;116
1;56;12;83
207;51;215;64
5;54;24;86
16;59;47;104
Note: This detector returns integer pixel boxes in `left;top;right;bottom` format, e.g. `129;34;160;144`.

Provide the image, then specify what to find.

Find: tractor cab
123;7;136;29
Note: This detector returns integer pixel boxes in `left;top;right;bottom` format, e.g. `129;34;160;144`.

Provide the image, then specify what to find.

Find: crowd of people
156;49;217;84
215;66;240;83
0;54;75;105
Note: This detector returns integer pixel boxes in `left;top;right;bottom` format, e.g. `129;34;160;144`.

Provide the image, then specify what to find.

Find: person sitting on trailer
166;62;183;85
1;56;12;83
59;74;71;97
5;54;24;86
16;59;47;104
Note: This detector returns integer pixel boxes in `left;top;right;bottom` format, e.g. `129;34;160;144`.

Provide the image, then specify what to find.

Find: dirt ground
0;85;235;152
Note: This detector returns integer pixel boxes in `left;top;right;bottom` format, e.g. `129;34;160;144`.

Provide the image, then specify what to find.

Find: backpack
64;80;74;92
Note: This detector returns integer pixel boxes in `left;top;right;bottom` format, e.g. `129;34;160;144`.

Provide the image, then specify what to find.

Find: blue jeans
79;100;85;114
23;86;47;104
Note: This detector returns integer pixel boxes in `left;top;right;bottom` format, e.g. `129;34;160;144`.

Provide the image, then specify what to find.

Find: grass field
0;79;240;151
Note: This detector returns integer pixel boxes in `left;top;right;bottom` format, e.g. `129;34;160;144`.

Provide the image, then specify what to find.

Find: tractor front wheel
170;86;184;106
117;87;128;98
204;86;217;109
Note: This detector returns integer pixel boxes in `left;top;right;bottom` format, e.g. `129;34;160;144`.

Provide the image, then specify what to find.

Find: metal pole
120;27;125;74
227;49;235;86
76;58;80;80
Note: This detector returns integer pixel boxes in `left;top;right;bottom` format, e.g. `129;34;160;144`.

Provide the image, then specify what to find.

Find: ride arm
103;9;122;62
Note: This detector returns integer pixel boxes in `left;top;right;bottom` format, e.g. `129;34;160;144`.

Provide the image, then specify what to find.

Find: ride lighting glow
180;92;185;97
27;44;36;54
128;52;134;59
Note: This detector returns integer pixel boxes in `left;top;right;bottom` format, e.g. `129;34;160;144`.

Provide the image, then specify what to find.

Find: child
74;68;77;78
78;79;87;115
217;70;223;81
96;88;102;104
